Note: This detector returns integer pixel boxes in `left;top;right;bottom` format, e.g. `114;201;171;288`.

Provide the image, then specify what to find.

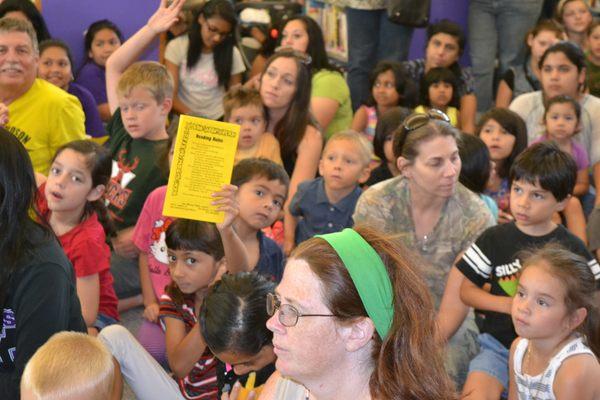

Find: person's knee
99;324;134;354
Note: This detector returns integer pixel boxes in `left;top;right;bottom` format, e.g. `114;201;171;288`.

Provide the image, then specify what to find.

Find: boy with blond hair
223;86;282;165
20;332;119;400
286;130;372;250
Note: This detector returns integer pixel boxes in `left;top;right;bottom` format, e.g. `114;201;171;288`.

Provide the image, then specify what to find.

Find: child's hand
0;102;9;125
147;0;185;35
497;210;514;224
143;302;160;323
212;184;239;231
222;381;256;400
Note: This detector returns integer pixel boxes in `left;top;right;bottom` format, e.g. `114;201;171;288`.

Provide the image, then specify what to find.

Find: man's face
0;31;37;90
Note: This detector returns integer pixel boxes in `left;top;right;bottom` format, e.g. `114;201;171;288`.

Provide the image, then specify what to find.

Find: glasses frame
266;293;336;327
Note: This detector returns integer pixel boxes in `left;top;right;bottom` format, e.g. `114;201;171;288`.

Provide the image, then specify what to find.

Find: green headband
316;229;394;339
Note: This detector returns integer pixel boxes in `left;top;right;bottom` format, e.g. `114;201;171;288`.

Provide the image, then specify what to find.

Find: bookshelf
305;0;348;65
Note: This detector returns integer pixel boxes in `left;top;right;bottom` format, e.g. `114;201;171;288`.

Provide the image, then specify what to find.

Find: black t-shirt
217;360;275;397
457;222;600;349
0;221;85;399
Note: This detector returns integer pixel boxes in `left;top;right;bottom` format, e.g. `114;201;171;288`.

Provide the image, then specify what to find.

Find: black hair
373;107;411;161
84;19;123;59
367;61;417;108
420;67;460;108
509;141;577;201
51;141;115;237
282;16;339;74
0;0;50;43
458;133;491;194
187;0;237;89
231;158;290;191
426;19;466;54
476;108;528;179
539;40;586;71
39;38;74;71
0;128;50;305
543;94;581;122
200;272;275;355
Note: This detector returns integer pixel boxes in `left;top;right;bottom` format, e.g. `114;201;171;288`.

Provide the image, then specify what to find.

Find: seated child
415;67;460;127
287;131;372;248
223;86;282;165
455;142;600;399
20;332;118;400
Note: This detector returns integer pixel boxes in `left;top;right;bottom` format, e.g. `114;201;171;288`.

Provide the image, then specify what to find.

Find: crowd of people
1;0;600;399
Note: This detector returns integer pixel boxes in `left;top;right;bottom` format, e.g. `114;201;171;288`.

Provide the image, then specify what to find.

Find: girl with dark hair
415;67;460;127
0;0;50;43
259;49;323;256
37;140;118;335
279;16;352;138
0;128;85;400
258;227;456;400
165;0;245;119
352;61;416;141
76;19;123;122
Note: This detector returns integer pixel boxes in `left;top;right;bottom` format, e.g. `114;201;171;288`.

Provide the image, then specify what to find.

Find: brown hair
555;0;591;24
392;119;460;162
291;226;456;400
528;19;565;44
223;86;265;121
520;243;600;357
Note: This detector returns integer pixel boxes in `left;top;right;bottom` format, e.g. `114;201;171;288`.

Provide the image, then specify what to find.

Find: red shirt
37;185;119;320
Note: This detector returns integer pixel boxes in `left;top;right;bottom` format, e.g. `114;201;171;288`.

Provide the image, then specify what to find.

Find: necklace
524;345;543;400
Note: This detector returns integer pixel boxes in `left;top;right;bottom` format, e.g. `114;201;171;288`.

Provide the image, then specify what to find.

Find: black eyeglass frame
266;292;336;327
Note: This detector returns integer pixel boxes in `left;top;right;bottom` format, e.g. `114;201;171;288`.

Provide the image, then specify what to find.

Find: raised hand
147;0;185;35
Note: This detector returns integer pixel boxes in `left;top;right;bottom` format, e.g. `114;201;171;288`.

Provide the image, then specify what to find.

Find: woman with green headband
353;112;496;387
255;226;454;400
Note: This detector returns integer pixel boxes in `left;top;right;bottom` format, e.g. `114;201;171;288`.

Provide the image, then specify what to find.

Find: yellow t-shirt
235;132;283;166
414;105;459;128
6;79;86;173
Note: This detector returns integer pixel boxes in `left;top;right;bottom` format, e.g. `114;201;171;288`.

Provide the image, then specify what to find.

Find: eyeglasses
266;293;336;327
396;109;451;155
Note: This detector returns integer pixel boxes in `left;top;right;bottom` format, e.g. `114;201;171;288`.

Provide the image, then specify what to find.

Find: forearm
107;25;158;76
283;210;297;254
459;94;477;134
594;163;600;206
168;324;206;378
138;253;158;307
218;226;249;273
460;285;512;314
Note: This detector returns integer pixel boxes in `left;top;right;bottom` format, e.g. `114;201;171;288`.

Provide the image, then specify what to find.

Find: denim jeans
346;8;414;111
469;0;543;111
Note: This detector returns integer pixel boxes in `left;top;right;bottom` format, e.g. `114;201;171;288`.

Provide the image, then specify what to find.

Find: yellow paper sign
163;115;239;223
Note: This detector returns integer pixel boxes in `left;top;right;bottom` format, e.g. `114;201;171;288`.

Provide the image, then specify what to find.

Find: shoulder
554;352;600;398
299;125;323;148
453;184;495;223
77;61;103;78
165;36;189;61
510;91;542;109
32;79;80;104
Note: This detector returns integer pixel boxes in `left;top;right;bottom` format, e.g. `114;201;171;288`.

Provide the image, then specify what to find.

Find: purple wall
41;0;160;72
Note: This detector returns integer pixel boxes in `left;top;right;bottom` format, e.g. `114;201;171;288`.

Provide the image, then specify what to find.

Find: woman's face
561;0;592;34
425;33;460;70
527;30;562;62
540;51;585;99
401;135;461;199
199;14;232;50
266;258;345;383
260;57;298;112
281;20;309;54
38;46;72;91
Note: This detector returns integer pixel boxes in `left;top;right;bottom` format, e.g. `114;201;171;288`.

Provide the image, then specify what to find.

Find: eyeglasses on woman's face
266;292;336;327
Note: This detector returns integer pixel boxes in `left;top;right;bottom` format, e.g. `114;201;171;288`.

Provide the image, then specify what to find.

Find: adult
402;20;477;133
258;49;323;255
0;18;85;174
0;0;51;44
280;16;352;139
468;0;544;112
353;113;495;385
495;19;564;108
0;128;86;400
509;41;600;205
257;227;454;400
339;0;414;112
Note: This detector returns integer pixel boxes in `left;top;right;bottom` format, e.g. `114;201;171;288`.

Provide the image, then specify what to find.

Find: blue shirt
256;230;285;283
290;177;362;245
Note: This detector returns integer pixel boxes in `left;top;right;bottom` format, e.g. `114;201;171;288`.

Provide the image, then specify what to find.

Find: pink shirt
133;186;173;298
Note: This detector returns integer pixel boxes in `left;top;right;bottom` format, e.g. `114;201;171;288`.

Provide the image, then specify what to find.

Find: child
556;0;593;50
103;1;180;308
223;86;282;165
586;20;600;98
20;332;118;400
351;61;416;141
76;19;123;122
288;131;372;249
415;67;460;127
37;39;106;139
476;108;528;223
364;106;411;187
509;244;600;400
226;158;290;282
455;142;600;399
458;133;499;221
165;0;245;119
533;95;589;197
37;140;119;335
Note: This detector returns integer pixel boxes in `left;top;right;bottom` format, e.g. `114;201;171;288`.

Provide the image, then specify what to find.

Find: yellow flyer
163;115;239;223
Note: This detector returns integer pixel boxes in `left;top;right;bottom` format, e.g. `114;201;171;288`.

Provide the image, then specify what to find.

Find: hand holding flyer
163;116;239;223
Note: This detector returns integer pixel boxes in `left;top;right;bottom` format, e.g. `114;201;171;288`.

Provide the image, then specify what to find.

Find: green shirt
586;57;600;98
312;69;353;139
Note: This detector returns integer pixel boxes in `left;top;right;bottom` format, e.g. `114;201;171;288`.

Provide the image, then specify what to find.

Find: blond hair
21;332;115;400
324;130;373;166
0;17;38;53
117;61;174;103
223;86;265;121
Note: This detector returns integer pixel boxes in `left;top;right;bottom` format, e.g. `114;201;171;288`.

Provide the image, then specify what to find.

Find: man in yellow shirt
0;18;85;174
